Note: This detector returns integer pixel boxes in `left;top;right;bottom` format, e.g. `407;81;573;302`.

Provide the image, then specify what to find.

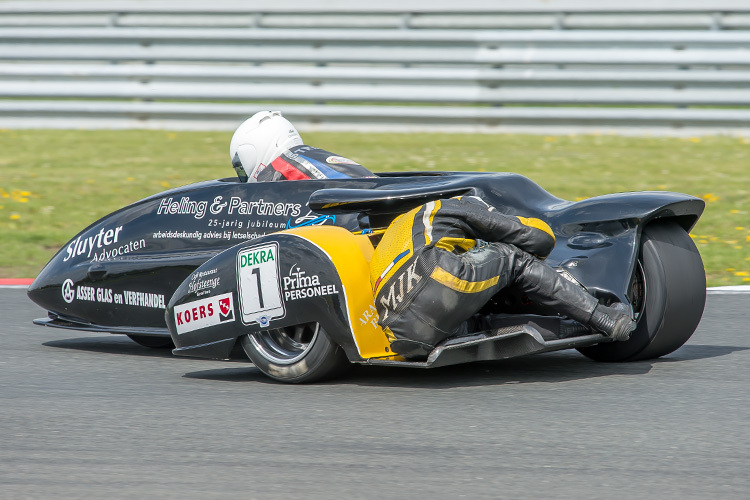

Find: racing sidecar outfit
369;196;601;357
255;145;374;182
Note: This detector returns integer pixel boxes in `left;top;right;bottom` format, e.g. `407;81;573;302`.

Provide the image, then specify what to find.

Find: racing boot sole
589;303;636;342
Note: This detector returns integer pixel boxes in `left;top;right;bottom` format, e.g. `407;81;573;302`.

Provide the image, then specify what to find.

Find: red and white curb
0;279;33;289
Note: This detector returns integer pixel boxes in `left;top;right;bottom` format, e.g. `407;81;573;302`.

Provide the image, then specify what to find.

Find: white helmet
229;111;303;182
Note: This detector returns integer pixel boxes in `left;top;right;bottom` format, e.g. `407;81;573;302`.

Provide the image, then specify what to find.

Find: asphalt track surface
1;288;748;499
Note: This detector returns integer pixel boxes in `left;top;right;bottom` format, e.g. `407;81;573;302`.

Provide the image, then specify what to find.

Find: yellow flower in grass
10;214;19;220
737;227;746;231
735;272;749;277
702;193;719;203
160;181;171;188
726;268;736;272
730;209;741;214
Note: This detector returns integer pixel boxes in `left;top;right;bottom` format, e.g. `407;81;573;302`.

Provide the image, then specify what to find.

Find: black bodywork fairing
27;171;704;337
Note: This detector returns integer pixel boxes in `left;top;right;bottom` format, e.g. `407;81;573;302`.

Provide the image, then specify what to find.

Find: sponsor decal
122;290;165;309
378;258;422;322
152;228;268;242
75;286;113;303
62;279;75;303
59;279;166;308
63;226;124;262
251;164;265;180
62;282;114;304
218;295;234;321
188;268;220;296
237;243;285;325
326;155;359;165
90;238;146;262
359;304;379;330
226;197;301;217
286;210;336;229
153;230;203;240
283;265;338;301
174;292;235;335
155;196;301;219
157;197;208;219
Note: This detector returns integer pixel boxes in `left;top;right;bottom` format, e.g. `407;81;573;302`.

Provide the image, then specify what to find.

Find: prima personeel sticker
237;243;285;326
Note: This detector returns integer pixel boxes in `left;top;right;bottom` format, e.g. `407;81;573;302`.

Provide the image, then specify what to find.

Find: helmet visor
232;152;249;182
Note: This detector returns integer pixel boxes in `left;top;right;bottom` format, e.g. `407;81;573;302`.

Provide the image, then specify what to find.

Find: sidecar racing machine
28;171;706;383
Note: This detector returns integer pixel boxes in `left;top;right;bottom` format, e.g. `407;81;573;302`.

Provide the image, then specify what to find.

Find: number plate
237;243;285;326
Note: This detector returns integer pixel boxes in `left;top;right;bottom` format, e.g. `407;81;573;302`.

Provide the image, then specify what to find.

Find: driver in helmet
229;111;374;182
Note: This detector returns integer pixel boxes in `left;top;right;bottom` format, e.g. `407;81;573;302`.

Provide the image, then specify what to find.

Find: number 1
251;267;264;308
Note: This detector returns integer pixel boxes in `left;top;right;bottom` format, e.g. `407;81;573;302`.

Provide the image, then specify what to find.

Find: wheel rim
248;323;319;365
628;260;647;323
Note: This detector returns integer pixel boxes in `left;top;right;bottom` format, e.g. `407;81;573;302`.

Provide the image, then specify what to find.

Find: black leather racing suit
369;196;600;355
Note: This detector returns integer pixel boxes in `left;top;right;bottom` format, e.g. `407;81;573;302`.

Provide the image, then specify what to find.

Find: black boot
389;339;434;360
588;303;636;341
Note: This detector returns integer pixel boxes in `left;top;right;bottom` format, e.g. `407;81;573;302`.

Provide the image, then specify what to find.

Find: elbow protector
516;217;556;259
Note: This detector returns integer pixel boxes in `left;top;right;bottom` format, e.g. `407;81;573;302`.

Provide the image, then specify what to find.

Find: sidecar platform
33;312;169;337
361;323;610;369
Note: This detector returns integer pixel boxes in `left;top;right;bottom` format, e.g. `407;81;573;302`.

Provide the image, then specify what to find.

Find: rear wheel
240;322;350;383
578;221;706;362
127;334;174;349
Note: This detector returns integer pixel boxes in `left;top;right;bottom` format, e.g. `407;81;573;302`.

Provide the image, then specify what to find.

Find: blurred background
1;0;750;134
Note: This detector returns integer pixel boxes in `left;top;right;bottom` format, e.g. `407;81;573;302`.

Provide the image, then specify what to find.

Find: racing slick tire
240;322;351;383
577;220;706;362
127;334;174;349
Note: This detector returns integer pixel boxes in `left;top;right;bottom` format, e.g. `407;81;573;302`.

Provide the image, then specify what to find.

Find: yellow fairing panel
282;226;394;359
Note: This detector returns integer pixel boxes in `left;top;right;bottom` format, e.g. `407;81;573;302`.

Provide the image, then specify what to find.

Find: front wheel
578;221;706;362
240;322;350;383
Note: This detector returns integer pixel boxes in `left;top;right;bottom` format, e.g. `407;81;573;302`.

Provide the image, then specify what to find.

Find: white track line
707;286;750;294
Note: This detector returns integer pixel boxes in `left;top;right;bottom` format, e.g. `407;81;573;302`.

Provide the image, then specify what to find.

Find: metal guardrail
1;1;749;134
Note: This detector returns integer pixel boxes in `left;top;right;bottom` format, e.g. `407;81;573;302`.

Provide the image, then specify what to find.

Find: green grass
1;129;749;285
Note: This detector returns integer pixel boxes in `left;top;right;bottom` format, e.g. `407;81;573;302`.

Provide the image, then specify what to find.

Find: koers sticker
174;292;235;335
237;243;285;326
